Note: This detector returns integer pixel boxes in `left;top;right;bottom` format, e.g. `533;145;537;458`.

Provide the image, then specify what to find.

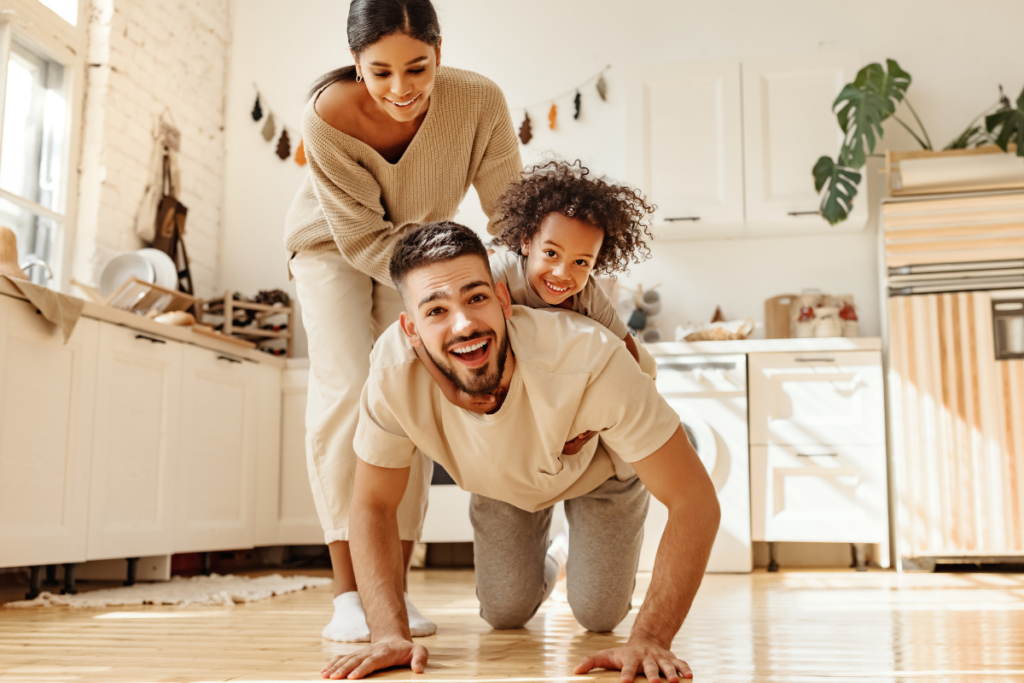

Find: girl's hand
453;389;497;414
563;430;597;455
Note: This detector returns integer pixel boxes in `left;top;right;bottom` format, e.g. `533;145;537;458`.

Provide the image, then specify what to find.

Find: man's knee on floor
570;600;630;633
479;598;540;630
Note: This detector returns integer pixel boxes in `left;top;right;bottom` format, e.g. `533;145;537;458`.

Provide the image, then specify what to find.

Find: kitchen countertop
0;278;285;367
644;336;882;356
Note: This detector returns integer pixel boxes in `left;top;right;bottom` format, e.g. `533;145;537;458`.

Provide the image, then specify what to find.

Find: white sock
548;531;569;577
322;591;370;642
405;594;437;637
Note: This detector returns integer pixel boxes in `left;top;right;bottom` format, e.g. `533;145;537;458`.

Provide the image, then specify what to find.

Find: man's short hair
389;221;491;293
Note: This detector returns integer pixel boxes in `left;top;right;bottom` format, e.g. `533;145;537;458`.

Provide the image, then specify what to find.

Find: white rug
4;573;332;609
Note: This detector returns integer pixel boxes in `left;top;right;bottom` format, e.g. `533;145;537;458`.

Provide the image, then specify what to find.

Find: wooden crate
886;144;1024;197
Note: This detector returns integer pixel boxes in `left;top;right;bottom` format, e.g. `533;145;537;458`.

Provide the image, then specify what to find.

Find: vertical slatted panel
889;292;1024;557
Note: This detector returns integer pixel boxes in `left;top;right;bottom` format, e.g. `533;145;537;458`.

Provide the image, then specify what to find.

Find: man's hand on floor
573;638;692;683
321;638;428;679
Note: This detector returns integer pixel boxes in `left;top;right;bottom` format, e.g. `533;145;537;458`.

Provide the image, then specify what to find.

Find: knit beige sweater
284;66;523;285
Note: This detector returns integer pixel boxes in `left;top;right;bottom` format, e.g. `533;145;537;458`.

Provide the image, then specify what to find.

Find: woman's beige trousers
291;250;432;544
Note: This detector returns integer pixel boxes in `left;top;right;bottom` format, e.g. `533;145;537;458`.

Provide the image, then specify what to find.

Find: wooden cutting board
764;294;795;339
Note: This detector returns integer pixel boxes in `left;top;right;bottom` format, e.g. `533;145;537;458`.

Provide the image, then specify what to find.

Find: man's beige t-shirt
354;306;680;512
489;251;629;339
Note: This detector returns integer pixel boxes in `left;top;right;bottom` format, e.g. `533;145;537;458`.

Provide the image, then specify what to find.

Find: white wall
221;0;1024;355
75;0;231;297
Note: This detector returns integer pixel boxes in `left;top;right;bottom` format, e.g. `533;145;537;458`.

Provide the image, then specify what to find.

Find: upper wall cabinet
628;53;867;240
742;53;866;234
627;61;745;239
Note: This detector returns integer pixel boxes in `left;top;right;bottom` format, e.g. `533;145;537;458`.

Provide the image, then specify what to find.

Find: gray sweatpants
470;476;650;632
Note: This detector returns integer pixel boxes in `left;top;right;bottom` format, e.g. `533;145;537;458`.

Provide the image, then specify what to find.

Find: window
39;0;79;26
0;39;70;284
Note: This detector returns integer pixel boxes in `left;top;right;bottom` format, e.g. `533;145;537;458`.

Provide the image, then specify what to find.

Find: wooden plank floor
2;567;1024;682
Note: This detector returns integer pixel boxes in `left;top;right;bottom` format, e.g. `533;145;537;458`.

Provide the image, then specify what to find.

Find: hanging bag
151;151;193;294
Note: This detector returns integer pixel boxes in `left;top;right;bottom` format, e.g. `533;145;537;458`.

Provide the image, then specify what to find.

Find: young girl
415;159;656;415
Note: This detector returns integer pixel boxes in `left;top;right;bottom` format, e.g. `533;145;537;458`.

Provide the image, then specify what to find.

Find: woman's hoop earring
356;73;363;83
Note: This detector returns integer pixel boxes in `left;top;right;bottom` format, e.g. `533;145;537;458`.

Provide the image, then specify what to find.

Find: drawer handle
665;216;700;222
217;355;242;364
135;334;167;345
797;452;838;457
787;210;820;217
794;357;835;363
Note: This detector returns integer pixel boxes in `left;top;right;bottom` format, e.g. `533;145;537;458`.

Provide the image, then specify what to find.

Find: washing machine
638;354;751;573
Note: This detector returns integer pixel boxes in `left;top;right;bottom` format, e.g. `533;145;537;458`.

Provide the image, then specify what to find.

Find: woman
285;0;522;642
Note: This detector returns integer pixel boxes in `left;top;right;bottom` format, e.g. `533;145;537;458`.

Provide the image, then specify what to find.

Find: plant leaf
985;84;1024;157
834;60;912;168
813;155;862;225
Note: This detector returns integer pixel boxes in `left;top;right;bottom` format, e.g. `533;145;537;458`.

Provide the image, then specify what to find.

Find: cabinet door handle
797;452;838;457
787;210;820;216
217;355;242;364
665;216;700;222
135;334;167;345
794;357;835;363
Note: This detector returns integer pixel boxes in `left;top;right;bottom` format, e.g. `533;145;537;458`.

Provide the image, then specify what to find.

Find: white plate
99;252;154;299
137;248;178;290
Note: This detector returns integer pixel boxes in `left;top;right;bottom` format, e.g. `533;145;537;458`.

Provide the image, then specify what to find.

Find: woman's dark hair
494;160;656;278
389;221;489;293
308;0;441;98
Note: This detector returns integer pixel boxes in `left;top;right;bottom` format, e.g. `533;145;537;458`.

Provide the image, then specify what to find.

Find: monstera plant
814;59;1024;225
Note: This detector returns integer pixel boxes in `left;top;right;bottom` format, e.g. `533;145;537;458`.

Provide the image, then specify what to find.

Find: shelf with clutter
196;289;294;357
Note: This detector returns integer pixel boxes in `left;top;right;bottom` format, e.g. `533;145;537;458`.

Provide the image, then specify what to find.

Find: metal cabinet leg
767;542;780;573
45;564;58;585
201;552;211;576
61;563;77;595
852;543;868;572
25;566;43;600
125;557;140;586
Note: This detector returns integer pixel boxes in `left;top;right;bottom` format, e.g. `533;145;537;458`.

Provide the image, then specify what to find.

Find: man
322;222;720;681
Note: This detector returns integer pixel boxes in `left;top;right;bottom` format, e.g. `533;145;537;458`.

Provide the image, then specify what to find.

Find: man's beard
424;325;510;397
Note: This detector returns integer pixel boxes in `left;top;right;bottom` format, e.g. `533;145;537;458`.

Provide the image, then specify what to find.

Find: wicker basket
684;319;755;342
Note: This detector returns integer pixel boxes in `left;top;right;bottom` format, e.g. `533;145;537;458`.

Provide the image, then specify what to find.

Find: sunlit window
38;0;78;26
0;41;67;284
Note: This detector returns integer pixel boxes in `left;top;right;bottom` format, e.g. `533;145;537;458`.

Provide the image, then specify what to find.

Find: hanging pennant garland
276;129;292;160
261;112;276;142
518;112;533;145
250;86;312;167
512;65;610;145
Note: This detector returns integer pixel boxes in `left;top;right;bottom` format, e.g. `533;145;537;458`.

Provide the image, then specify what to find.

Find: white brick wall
74;0;231;298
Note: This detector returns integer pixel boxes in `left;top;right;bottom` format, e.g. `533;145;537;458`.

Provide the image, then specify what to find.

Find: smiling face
354;32;440;123
522;213;605;306
399;254;514;397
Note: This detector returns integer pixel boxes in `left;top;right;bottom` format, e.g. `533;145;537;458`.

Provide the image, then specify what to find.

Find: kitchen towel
1;275;84;343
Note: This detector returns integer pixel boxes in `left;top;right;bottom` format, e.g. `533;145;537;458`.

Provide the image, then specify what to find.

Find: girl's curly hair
494;160;655;277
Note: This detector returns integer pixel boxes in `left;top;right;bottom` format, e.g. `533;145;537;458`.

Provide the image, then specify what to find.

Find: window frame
0;0;86;291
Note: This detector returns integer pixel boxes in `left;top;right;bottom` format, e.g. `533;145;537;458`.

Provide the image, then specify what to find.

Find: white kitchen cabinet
0;295;99;568
255;360;322;545
750;444;888;544
174;345;259;553
742;53;866;233
628;53;866;239
626;60;746;238
86;323;183;561
749;351;885;446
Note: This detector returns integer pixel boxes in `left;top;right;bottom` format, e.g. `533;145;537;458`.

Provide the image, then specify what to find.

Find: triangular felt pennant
548;103;557;130
277;129;291;160
261;112;276;141
295;138;307;166
252;94;263;121
574;91;581;120
518;112;532;145
596;75;608;102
